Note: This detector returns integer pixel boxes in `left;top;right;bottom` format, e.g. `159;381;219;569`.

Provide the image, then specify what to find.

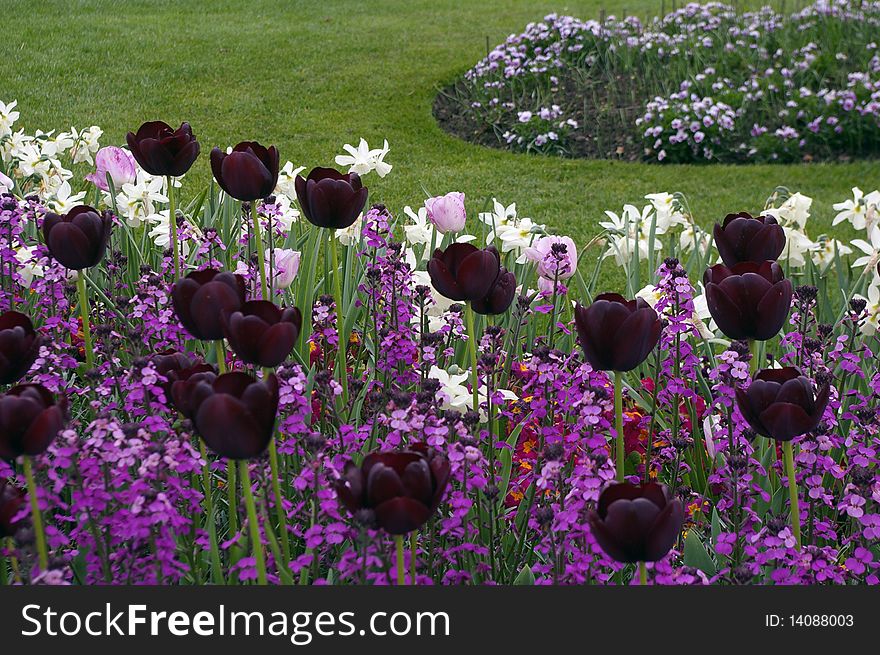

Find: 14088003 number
790;615;854;627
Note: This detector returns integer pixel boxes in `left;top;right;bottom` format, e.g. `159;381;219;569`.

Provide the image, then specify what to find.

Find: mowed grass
2;0;877;288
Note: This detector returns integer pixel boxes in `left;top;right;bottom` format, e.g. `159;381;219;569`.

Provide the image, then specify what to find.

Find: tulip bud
211;142;280;201
334;443;450;535
588;482;683;563
427;243;500;302
425;192;466;234
42;205;112;270
0;384;67;459
171;269;246;341
0;310;41;385
574;293;662;372
294;166;368;230
151;350;214;400
713;212;786;267
735;367;830;442
221;300;303;368
187;372;279;460
703;260;792;341
126;121;201;177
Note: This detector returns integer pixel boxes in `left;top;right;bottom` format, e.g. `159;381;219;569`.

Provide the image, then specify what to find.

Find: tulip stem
329;232;348;404
395;534;406;585
639;561;647;585
749;339;760;374
465;304;480;413
783;441;802;550
251;201;269;300
199;441;224;585
614;371;624;482
239;460;267;585
215;340;227;373
23;456;48;571
268;438;291;566
168;176;179;281
76;272;94;369
409;532;417;584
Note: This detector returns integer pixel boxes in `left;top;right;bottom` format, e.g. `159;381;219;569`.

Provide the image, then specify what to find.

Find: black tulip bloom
704;260;792;341
0;480;26;538
471;267;516;316
588;482;684;563
221;300;302;368
171;269;246;341
294;167;368;230
42;205;112;270
713;212;786;267
735;367;830;442
0;310;41;385
574;293;662;372
0;384;67;459
126;121;201;177
427;243;502;303
210;141;279;201
170;368;218;420
152;350;214;399
186;372;279;460
334;443;450;535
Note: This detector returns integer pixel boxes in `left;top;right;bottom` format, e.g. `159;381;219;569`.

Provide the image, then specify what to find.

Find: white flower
427;365;517;419
118;170;168;227
0;169;12;193
645;192;688;230
858;283;880;336
403;205;435;246
811;237;853;270
851;224;880;270
147;210;195;256
0;100;19;137
70;126;104;165
637;283;714;339
412;269;455;332
14;245;44;288
267;248;301;289
335;213;363;246
679;223;711;255
764;191;812;229
334;138;392;177
833;187;880;231
275;161;305;200
39;130;75;158
479;198;518;236
48;180;86;213
778;226;817;268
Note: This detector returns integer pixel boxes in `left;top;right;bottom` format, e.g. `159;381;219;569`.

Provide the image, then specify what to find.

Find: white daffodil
403;205;435;246
69;126;103;165
48;180;86;213
833;187;880;231
0;100;19;137
765;191;812;229
275;161;305;201
479;198;519;238
679;223;712;256
39;131;75;158
14;245;44;288
336;214;363;246
147;210;196;256
851;224;880;270
118;171;168;227
645;192;688;231
636;282;714;339
778;226;817;268
2;129;32;164
811;237;853;271
857;283;880;336
427;365;517;419
334;138;392;177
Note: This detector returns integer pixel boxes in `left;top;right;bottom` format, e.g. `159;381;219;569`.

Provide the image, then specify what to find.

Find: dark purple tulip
152;350;214;399
713;212;785;267
427;243;501;303
42;205;112;270
735;367;830;442
0;310;41;385
170;367;218;420
0;384;67;459
574;293;662;372
471;268;516;315
210;141;279;201
588;482;684;563
294;167;368;230
0;480;26;538
171;269;246;341
187;372;279;460
334;443;450;535
126;121;201;177
704;260;792;341
221;300;302;368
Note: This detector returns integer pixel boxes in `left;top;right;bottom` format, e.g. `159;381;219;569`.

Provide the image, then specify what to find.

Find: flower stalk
23;456;48;571
783;441;802;549
395;534;406;585
239;460;267;585
614;371;624;482
168;176;179;281
76;273;94;369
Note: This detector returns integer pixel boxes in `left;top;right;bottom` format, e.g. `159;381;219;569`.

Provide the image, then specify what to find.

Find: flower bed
1;100;880;585
435;0;880;163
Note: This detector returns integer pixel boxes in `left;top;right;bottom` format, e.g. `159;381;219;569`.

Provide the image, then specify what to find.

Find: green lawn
3;0;877;285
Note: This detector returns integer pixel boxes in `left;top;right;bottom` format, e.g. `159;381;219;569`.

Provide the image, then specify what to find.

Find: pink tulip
425;192;466;234
268;248;301;289
0;170;12;194
85;146;137;191
525;235;578;280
